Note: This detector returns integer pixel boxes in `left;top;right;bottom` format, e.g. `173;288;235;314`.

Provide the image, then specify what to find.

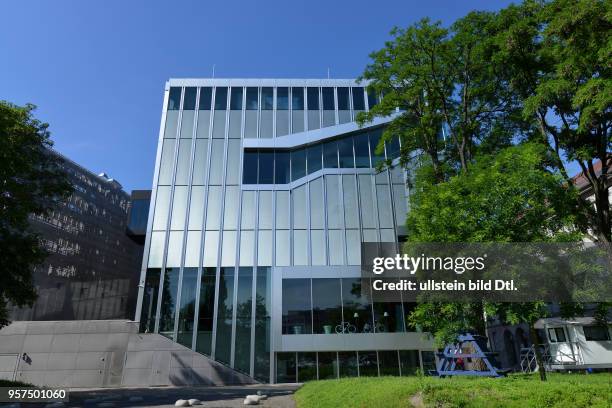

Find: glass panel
196;111;210;138
377;185;394;229
241;191;256;230
275;191;290;229
359;175;376;228
298;353;317;382
354;133;370;168
369;129;385;166
374;301;404;333
323;140;338;168
277;110;289;137
292;184;307;229
184;231;201;267
192;139;208;185
148;231;165;268
312;278;342;334
311;230;326;265
239;230;255;266
322;87;334;110
275;151;290;184
168;87;181;110
243;150;258;184
180;111;195;138
291;149;306;181
276;353;297;383
245;110;257;139
342;278;373;333
199;87;212;110
381;228;396;242
246;87;258;110
261;87;273;110
307;87;319;110
367;89;378;109
166;231;183;267
399;350;420;375
140;269;160;333
196;267;216;355
212;110;226;139
326;175;342;228
158;139;176;185
175;139;192;185
282;279;312;334
337;87;349;110
254;267;271;382
363;229;378;242
260;110;273;138
328;230;344;265
378;350;399;376
275;230;290;266
209;140;224;184
292;110;304;133
342;175;359;228
226;139;240;184
164;111;179;138
292;87;304;109
308;110;320;131
293;230;308;266
258;151;274;184
306;145;322;175
234;267;253;374
310;178;324;229
152;186;171;230
346;229;361;265
387;137;400;159
205;186;222;230
393;184;407;226
183;87;197;110
338;137;354;168
277;87;288;110
159;268;180;338
215;267;234;365
318;352;338;379
177;268;198;348
258;230;273;266
202;230;219;267
214;87;228;110
258;191;273;229
221;230;236;266
228;110;242;139
223;185;239;229
338;352;358;377
170;186;188;230
230;87;243;110
358;351;379;376
352;87;365;111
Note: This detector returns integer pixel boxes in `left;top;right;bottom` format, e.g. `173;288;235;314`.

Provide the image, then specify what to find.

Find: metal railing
520;342;582;372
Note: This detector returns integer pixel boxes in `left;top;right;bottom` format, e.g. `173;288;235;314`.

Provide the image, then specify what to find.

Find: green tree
0;101;72;328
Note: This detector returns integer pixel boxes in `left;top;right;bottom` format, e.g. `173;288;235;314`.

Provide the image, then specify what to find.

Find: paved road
0;384;301;408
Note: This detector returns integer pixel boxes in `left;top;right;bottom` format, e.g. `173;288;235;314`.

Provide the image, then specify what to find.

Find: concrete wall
0;320;256;388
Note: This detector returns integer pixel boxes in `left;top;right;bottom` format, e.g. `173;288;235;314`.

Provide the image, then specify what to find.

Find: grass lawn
294;373;612;408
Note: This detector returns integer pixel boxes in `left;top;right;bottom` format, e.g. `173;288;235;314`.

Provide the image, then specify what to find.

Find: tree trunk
528;323;547;381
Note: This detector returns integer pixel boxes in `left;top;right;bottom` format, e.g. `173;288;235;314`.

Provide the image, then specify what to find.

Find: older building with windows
136;79;436;384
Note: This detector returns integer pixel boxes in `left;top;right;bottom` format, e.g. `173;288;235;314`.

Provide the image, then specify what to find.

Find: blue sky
1;0;515;191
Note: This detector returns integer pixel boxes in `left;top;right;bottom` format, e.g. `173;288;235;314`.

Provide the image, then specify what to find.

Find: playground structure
431;333;510;378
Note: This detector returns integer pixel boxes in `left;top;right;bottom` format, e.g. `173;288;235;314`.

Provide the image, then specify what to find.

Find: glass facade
139;79;433;383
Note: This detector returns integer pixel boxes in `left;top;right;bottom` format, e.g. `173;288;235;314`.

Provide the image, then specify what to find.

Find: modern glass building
136;79;435;383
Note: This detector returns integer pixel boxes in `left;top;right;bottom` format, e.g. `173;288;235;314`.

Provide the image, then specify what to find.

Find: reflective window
230;87;243;110
312;278;342;334
275;151;290;184
192;139;208;185
275;230;290;266
292;185;307;229
318;352;339;379
359;175;376;228
337;87;349;110
214;87;228;110
243;150;258;184
352;87;365;111
159;268;179;338
358;351;379;376
307;87;319;110
291;149;306;181
292;87;304;110
338;352;358;377
277;87;289;110
226;140;240;183
369;129;385;166
307;145;322;175
212;109;226;139
148;231;165;267
221;230;236;266
140;269;160;333
254;267;271;382
311;229;326;265
328;229;344;265
177;268;198;348
338;137;354;168
326;175;342;228
282;279;312;334
354;133;370;168
164;111;179;138
393;184;407;227
168;87;181;110
322;87;335;110
367;88;378;109
180;111;194;139
170;186;188;230
399;350;420;375
183;87;197;110
205;186;222;230
293;230;308;265
342;278;373;333
203;230;219;266
223;186;239;229
277;353;297;383
323;140;338;168
196;268;216;356
184;231;201;267
258;191;273;229
234;267;253;374
199;87;212;110
298;353;317;382
241;191;256;230
258;151;274;184
196;110;210;138
246;87;258;110
387;137;400;159
343;175;359;228
166;231;183;267
258;230;273;265
229;110;242;139
346;229;361;265
215;267;234;364
152;186;171;230
261;87;273;110
240;230;255;266
175;139;192;185
158;139;176;185
374;301;404;333
209;140;224;184
310;178;324;229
